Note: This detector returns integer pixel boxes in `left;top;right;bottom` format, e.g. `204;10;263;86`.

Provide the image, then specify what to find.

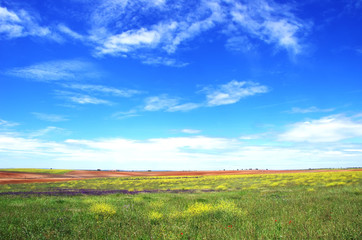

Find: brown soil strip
0;169;360;185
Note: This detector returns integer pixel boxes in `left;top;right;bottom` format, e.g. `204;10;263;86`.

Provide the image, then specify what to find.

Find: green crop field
0;171;361;239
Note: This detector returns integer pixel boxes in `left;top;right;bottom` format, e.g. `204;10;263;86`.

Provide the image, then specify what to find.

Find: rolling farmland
0;169;361;239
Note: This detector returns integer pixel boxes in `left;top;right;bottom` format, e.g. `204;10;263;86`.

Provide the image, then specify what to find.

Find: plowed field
1;169;360;184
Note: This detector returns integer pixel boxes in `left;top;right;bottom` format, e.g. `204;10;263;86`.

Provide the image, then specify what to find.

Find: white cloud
1;0;309;65
204;80;268;106
112;110;140;120
344;149;362;153
288;106;335;114
91;1;225;56
141;56;188;67
229;0;307;55
0;118;19;127
168;103;201;112
98;28;161;55
62;84;142;97
263;19;302;53
89;0;167;29
68;95;111;105
88;0;307;60
151;0;166;7
279;115;362;143
144;95;201;112
0;6;20;22
239;134;262;140
56;90;112;105
181;129;201;134
32;112;68;122
57;24;84;40
7;60;98;81
29;126;67;138
1;133;361;170
0;6;52;39
161;1;225;53
141;80;267;113
144;95;179;111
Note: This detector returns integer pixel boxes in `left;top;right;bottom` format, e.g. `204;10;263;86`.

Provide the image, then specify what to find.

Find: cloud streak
0;118;19;127
55;90;112;105
204;80;269;106
29;126;67;138
6;60;98;81
32;113;68;122
62;84;142;97
288;106;335;114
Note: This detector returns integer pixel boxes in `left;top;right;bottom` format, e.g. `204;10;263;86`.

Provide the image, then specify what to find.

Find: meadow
0;170;361;239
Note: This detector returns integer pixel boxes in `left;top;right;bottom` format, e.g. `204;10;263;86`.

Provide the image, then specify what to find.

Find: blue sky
0;0;361;170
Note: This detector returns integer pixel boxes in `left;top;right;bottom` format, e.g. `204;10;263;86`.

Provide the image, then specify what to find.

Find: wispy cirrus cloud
203;80;269;106
32;112;68;122
28;126;68;138
1;0;310;65
167;103;201;112
89;1;225;56
6;60;99;82
112;110;141;120
279;115;362;143
288;106;335;114
5;59;145;106
87;0;308;59
141;56;188;67
0;5;56;40
55;90;112;105
68;95;112;105
6;59;144;107
62;84;142;97
143;95;200;112
57;24;84;41
144;95;179;111
141;80;268;112
133;80;268;114
97;27;162;55
0;118;19;127
229;0;308;55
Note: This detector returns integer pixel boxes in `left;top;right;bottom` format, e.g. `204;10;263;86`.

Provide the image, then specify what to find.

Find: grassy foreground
0;171;361;239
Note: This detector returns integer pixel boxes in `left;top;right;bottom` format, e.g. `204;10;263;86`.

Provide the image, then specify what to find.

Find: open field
0;170;361;239
0;168;360;184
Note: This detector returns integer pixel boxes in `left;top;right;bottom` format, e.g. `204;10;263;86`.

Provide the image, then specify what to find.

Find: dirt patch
0;169;360;184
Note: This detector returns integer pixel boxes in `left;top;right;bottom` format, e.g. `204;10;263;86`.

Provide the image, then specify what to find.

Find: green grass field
0;171;361;239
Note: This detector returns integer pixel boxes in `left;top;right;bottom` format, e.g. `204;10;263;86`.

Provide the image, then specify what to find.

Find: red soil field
0;169;360;184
